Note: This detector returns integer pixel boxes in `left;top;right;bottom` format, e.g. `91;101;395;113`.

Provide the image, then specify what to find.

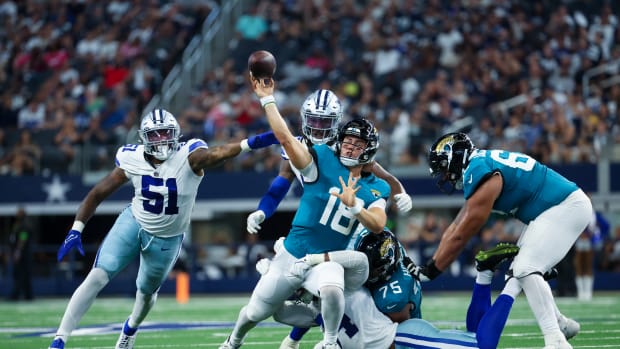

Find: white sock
519;274;564;342
476;270;494;285
230;306;257;345
56;268;110;341
128;290;157;328
319;285;345;344
584;275;593;300
575;276;585;300
501;277;522;298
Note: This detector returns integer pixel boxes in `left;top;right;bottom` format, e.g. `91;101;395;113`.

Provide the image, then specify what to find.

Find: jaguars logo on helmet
428;132;474;193
356;229;400;288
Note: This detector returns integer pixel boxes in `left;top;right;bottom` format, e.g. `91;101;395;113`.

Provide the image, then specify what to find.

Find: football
248;50;277;79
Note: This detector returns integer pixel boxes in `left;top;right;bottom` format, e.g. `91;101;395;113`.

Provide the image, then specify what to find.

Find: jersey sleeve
185;138;208;154
463;157;495;199
114;144;141;177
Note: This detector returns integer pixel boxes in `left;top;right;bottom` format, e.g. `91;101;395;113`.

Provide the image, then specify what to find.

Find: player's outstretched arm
251;78;312;171
365;161;412;213
247;161;295;234
189;131;277;170
432;174;502;271
58;167;128;261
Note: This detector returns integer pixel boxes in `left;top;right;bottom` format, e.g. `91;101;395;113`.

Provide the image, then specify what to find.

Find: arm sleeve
257;175;292;219
326;250;369;271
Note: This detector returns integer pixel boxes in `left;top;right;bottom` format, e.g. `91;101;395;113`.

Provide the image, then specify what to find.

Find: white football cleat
219;336;242;349
115;332;136;349
115;319;137;349
558;315;580;340
279;335;300;349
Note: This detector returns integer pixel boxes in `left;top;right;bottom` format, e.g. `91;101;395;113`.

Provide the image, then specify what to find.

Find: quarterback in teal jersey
220;77;390;349
411;132;591;349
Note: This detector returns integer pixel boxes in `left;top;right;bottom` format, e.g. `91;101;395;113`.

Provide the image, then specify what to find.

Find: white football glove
394;193;413;213
289;259;311;280
247;210;266;234
255;258;271;275
303;253;327;266
273;236;285;254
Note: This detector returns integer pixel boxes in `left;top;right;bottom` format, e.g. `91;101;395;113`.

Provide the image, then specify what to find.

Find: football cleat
322;343;341;349
48;338;65;349
115;319;137;349
475;243;519;272
219;336;242;349
279;335;300;349
558;315;580;340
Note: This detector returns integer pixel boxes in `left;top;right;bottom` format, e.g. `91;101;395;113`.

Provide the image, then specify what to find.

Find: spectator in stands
3;129;41;176
17;98;46;130
8;206;34;301
54;116;80;166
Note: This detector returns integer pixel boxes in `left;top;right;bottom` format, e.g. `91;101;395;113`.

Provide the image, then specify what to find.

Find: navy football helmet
336;118;379;167
356;229;401;288
428;132;474;193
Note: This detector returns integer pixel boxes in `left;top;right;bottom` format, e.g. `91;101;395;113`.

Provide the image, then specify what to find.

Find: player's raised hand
331;172;361;207
251;76;274;98
394;192;413;213
57;229;85;261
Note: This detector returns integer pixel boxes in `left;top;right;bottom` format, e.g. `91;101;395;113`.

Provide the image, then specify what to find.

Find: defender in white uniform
48;109;277;349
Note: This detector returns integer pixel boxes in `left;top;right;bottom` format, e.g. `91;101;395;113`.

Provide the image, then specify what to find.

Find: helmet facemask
300;89;343;145
139;109;181;161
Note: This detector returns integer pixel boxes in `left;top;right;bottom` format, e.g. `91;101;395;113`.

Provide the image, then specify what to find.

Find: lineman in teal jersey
220;78;390;349
410;132;591;349
354;229;422;322
279;228;422;349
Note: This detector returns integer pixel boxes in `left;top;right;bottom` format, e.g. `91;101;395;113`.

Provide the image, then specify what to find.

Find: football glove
247;210;266;234
393;193;413;213
273;236;285;254
57;229;85;261
403;256;442;282
255;258;271;275
289;259;311;280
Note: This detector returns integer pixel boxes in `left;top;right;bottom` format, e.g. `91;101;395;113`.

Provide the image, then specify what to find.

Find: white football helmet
139;109;181;160
300;89;343;145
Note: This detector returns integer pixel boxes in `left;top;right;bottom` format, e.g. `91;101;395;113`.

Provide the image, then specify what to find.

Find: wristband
260;95;276;108
72;220;85;233
348;198;364;215
240;139;251;153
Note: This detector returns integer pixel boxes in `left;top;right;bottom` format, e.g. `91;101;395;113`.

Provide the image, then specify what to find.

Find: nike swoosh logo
467;174;473;184
161;247;171;251
386;304;397;310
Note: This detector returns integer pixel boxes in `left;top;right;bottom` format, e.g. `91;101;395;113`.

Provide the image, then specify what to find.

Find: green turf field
1;292;619;348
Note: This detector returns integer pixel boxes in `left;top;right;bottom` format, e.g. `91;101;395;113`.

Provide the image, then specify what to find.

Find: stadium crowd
0;0;213;175
1;0;620;281
0;0;619;176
